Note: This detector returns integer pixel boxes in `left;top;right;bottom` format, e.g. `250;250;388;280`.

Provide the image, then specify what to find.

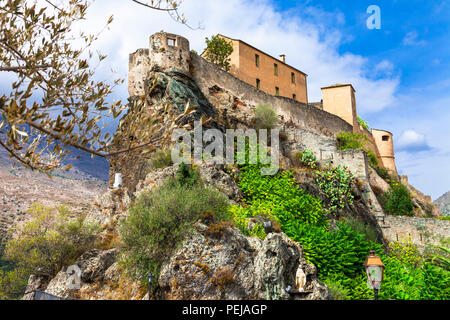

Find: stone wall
381;216;449;248
283;127;369;179
190;53;353;138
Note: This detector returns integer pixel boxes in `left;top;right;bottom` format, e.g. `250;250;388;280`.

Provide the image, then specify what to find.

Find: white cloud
74;0;399;113
402;31;427;46
397;130;431;152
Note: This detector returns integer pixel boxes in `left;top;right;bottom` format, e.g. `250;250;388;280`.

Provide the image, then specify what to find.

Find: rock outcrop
158;222;330;300
434;191;450;216
135;162;242;202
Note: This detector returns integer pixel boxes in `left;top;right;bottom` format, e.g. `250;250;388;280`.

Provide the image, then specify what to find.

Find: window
382;135;390;141
167;38;175;46
255;54;259;67
274;63;278;76
291;72;295;84
256;78;260;89
292;94;296;100
275;87;279;96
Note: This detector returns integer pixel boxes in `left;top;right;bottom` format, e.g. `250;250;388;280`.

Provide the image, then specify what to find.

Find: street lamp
147;272;153;300
364;250;384;300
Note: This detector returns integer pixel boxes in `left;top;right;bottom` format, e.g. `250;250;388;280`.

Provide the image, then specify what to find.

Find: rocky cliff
435;191;450;216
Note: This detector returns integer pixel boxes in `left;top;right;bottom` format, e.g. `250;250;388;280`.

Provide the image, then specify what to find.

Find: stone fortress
128;31;397;175
121;31;448;247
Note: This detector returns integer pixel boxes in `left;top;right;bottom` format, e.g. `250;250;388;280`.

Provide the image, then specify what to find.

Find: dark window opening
292;94;296;100
275;87;279;96
255;54;259;67
291;72;295;84
274;63;278;76
256;78;260;89
382;135;390;141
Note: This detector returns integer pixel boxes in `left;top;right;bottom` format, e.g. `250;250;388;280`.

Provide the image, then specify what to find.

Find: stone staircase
359;179;390;231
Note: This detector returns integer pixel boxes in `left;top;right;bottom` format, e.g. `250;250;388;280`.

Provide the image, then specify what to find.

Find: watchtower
128;31;190;96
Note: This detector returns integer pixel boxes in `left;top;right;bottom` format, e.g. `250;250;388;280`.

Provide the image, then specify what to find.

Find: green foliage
381;183;414;216
4;203;99;278
420;263;450;300
324;272;373;300
149;148;173;169
322;276;350;300
423;244;450;271
175;162;201;187
367;150;378;168
380;256;450;300
0;268;29;300
253;104;278;130
235;165;327;229
344;217;379;243
357;116;370;131
301;149;318;169
436;216;450;221
379;256;422;300
228;206;267;239
119;174;229;286
388;237;422;268
315;165;354;215
204;35;233;71
336;131;368;150
0;203;99;299
379;239;449;300
375;166;391;181
285;222;382;279
336;131;379;167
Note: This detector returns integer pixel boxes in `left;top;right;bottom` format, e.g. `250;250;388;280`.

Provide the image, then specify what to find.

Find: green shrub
314;164;354;215
149;148;173;169
301;149;318;169
253;104;278;130
420;263;450;300
336;131;367;150
423;244;450;271
388;237;422;268
285;222;382;279
4;203;99;278
367;150;378;168
204;35;233;71
324;272;373;300
0;203;99;299
119;176;229;286
357;116;370;131
382;183;414;216
336;131;379;168
0;268;29;300
236;165;327;228
375;166;391;181
175;162;200;187
345;217;379;243
323;276;350;300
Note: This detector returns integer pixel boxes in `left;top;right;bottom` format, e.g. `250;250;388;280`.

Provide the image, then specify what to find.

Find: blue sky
266;1;450;200
1;0;449;200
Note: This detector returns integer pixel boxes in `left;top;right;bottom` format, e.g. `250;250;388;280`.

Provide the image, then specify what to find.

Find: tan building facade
319;83;398;175
321;84;358;129
202;35;308;104
372;129;398;173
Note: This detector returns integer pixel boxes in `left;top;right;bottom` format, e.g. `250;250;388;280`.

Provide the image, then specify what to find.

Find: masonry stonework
203;35;308;104
372;129;397;174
